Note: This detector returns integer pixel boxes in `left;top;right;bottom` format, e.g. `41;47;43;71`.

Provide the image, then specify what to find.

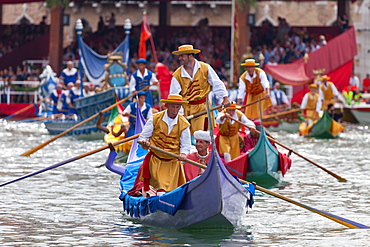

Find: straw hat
241;59;260;67
321;75;330;81
160;94;188;104
226;103;242;110
309;84;317;89
172;44;201;55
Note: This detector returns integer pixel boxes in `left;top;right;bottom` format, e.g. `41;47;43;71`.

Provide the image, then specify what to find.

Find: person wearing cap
129;58;159;106
319;75;339;109
300;84;322;125
122;91;153;138
49;83;65;118
215;103;255;162
170;44;230;135
182;130;212;181
59;61;78;86
138;94;191;195
237;59;272;120
241;121;275;153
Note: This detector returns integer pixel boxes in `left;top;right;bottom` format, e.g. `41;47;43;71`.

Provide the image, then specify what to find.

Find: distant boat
44;87;131;139
348;104;370;125
299;110;344;139
225;128;292;187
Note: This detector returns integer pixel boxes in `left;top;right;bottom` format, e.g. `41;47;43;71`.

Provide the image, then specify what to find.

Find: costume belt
188;97;206;105
109;74;125;78
249;90;264;94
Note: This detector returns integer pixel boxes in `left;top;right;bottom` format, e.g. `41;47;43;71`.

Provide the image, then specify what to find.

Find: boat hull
300;110;343;139
265;121;301;132
350;105;370;125
0;103;37;118
120;153;250;230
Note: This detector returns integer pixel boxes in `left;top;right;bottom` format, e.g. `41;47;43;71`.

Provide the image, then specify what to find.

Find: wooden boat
105;149;255;229
263;108;302;132
44;87;131;138
299;110;344;139
225;128;292;187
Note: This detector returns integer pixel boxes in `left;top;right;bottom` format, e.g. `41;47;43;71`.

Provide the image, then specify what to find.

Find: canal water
1;120;370;246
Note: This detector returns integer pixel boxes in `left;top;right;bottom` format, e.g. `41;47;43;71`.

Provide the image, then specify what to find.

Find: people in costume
237;59;272;120
215;103;255;162
241;121;275;153
300;84;322;126
49;83;65;117
183;130;211;181
129;58;158;106
122;91;153;138
169;44;230;135
59;61;78;86
270;82;290;110
138;94;191;194
318;75;339;109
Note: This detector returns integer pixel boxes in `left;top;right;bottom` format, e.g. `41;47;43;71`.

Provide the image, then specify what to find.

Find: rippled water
1;120;370;246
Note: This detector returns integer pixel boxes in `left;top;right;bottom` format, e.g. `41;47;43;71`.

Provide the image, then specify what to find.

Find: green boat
299;110;344;139
225;128;291;187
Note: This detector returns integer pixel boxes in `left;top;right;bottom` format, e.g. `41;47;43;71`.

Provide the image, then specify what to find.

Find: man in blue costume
59;61;78;86
123;91;153;137
129;58;158;106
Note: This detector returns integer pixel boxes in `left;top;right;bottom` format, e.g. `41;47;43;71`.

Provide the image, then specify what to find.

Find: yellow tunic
173;62;214;135
304;92;319;119
240;68;272;119
217;110;244;160
145;111;190;191
320;82;335;109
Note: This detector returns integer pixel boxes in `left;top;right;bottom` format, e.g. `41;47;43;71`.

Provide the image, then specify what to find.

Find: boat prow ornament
99;52;128;91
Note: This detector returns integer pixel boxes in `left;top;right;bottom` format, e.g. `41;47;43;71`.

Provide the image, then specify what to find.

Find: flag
138;13;152;59
107;95;125;126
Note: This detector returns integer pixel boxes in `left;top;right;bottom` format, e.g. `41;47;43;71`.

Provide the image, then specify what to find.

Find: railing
0;81;40;104
24;60;80;68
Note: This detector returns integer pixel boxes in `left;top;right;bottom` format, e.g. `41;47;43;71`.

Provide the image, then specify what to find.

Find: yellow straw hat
321;75;330;81
309;84;317;89
226;103;242;109
172;44;201;55
241;59;260;67
160;94;189;104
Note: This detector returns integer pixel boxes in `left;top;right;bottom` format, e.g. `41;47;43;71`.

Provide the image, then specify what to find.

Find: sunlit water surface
1;120;370;246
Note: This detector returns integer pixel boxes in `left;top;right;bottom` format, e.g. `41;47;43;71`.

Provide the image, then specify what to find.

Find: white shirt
169;59;228;101
300;93;322;112
237;69;270;100
349;76;360;88
318;83;339;101
270;89;289;106
123;102;153;120
216;111;255;128
138;110;191;155
129;68;158;92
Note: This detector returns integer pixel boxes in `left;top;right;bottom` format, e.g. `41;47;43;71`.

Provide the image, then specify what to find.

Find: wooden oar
239;98;265;109
138;142;368;229
229;116;347;182
187;98;263;121
0;134;140;187
3;97;49;121
262;108;301;120
20;86;150;157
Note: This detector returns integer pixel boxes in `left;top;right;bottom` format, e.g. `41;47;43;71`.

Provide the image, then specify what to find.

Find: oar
187;98;263;121
262;108;301;120
343;123;370;133
137;141;368;229
229;116;347;182
3;97;49;121
20;86;150;156
0;134;140;188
